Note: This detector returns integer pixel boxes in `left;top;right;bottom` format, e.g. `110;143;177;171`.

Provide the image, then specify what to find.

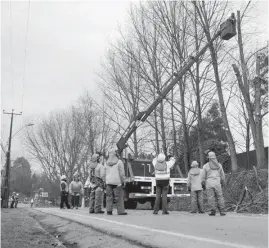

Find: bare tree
232;10;268;168
193;0;239;171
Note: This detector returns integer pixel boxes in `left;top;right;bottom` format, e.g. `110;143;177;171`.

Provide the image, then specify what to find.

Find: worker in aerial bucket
201;152;226;216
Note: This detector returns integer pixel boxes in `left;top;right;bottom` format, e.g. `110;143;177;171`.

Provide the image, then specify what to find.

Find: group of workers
59;149;226;216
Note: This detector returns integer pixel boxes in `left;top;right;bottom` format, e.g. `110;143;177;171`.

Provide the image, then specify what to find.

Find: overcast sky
1;1;268;173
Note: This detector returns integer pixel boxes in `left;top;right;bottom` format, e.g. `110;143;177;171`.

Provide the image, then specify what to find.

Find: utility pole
2;109;22;208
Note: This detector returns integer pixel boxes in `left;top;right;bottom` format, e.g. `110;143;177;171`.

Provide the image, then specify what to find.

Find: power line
9;0;14;109
20;0;31;112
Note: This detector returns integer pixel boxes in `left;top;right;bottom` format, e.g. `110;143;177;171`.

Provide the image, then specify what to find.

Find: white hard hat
157;154;166;163
208;152;216;159
61;175;66;180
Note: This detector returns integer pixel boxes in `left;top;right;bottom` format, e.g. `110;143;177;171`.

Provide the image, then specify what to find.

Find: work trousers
207;184;225;212
106;185;125;214
10;200;15;208
154;184;169;213
15;201;18;208
60;192;70;209
191;190;204;212
89;187;103;213
71;194;80;208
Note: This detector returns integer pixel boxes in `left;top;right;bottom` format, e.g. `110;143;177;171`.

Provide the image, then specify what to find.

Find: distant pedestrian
187;161;205;214
60;175;70;209
85;154;105;214
10;192;16;208
103;149;127;215
201;152;226;216
14;193;19;208
69;173;84;209
152;154;175;215
30;198;34;208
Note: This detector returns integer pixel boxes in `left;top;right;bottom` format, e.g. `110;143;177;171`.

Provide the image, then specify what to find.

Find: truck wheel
125;200;137;209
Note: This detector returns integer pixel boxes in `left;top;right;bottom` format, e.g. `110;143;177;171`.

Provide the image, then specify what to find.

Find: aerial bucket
220;13;237;40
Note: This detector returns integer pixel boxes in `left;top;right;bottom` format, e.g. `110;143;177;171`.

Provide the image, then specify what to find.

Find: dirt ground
1;206;145;248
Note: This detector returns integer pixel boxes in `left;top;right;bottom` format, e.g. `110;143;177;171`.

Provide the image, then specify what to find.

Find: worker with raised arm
152;153;175;215
201;151;226;216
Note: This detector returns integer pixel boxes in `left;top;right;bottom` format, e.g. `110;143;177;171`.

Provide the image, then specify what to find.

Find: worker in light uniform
201;152;226;216
152;154;175;215
69;173;84;209
10;192;16;208
103;149;127;215
85;154;105;214
187;161;205;213
14;193;19;208
60;175;70;209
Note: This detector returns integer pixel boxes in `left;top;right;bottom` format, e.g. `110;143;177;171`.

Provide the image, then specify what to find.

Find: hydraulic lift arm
116;13;236;155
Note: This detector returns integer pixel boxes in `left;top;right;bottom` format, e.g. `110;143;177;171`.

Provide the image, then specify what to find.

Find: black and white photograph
1;1;268;248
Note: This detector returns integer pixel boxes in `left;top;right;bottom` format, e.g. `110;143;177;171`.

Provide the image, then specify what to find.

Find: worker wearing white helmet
84;154;105;214
187;161;205;214
60;175;70;209
103;148;127;215
14;193;19;208
201;151;226;216
152;153;175;215
69;173;84;209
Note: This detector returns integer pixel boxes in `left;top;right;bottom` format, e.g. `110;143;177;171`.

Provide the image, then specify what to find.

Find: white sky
0;0;268;172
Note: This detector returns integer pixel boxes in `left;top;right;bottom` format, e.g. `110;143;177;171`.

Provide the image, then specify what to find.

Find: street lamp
2;123;34;208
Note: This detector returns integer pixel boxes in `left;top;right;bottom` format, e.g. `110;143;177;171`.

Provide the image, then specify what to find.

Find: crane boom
117;14;236;155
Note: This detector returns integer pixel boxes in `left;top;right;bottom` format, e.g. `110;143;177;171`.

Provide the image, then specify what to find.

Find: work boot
118;212;127;215
189;211;196;214
198;211;205;214
209;210;216;216
220;212;226;216
107;211;113;215
89;210;94;214
153;211;158;215
162;211;169;215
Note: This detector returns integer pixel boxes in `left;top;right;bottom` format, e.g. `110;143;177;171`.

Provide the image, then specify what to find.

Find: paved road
35;208;268;248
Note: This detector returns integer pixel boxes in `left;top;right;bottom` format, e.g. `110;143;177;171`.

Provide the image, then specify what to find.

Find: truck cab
123;157;190;209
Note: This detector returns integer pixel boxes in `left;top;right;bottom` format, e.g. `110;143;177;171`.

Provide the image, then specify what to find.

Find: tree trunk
194;6;204;166
154;109;160;154
234;11;265;168
179;79;190;175
255;54;266;168
159;101;167;157
200;5;238;172
246;120;250;170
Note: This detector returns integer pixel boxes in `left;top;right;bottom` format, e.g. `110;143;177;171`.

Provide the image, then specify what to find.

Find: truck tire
125;200;137;209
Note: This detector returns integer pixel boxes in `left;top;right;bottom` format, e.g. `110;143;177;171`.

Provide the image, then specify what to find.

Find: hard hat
191;161;199;168
61;175;66;180
157;154;166;163
16;193;19;196
208;152;216;159
91;154;100;162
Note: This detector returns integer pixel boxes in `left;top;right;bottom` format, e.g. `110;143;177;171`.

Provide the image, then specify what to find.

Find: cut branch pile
223;168;268;214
